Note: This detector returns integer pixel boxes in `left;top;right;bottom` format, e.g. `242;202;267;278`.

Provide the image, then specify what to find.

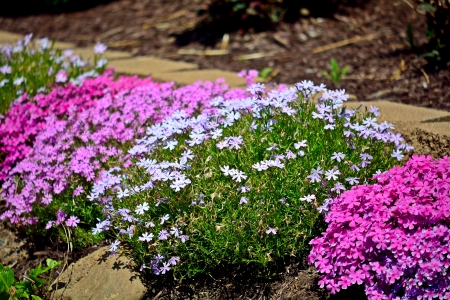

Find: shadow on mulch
173;0;371;48
1;0;119;17
139;255;367;300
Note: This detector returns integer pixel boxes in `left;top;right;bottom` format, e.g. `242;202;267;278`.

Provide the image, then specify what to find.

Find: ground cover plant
0;69;250;248
0;34;107;114
0;259;61;300
90;81;413;279
308;154;450;299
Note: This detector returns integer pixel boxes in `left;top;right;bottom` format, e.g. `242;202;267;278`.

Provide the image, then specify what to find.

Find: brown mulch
0;1;449;299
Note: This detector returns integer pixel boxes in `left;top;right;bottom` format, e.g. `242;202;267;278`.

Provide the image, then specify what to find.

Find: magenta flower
309;154;450;299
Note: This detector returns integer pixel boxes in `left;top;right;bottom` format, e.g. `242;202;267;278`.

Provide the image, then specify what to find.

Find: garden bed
0;0;449;111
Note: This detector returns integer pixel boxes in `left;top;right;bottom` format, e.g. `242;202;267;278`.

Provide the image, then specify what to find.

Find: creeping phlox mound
308;154;450;299
0;73;249;246
90;81;412;277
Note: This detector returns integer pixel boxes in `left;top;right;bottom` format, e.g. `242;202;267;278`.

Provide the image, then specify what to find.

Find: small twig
312;33;379;54
264;68;281;82
420;68;430;84
96;26;124;41
220;33;230;51
236;51;279;60
152;290;163;300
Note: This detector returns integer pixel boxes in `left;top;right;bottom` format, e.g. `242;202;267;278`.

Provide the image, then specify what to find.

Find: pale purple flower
266;227;277;235
231;170;247;183
0;65;12;75
345;177;359;185
239;197;248;204
160;262;171;274
168;256;180;266
391;149;404;161
294;140;307;149
94;42;107;54
135;202;149;215
13;77;25;86
179;235;189;243
331;152;346;162
160;214;170;224
158;229;170;240
300;194;316;203
220;165;232;176
109;240;120;253
55;70;67;83
325;169;340;181
237;186;251;193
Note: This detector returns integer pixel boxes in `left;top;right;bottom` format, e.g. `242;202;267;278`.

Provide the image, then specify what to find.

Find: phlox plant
0;69;152;181
308;154;450;299
0;33;108;114
0;73;250;248
90;81;413;278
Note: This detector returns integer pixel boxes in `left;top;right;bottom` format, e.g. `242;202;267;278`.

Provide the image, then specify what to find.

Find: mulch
0;1;449;299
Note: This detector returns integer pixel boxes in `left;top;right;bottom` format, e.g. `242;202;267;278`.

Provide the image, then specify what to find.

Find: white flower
135;202;149;215
231;170;247;183
300;194;316;203
138;232;154;242
294;140;307;149
220;165;232;176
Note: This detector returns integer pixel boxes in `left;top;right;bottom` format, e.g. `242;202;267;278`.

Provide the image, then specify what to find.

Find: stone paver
154;69;247;87
72;48;132;62
108;56;198;76
51;246;146;300
0;30;23;44
347;101;450;157
0;30;76;49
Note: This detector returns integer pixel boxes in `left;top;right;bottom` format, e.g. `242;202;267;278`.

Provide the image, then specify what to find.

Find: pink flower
65;216;80;227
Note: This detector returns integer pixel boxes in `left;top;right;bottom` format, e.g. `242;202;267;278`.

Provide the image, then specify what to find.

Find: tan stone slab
154;69;246;87
346;100;450;157
0;30;23;44
72;48;132;62
109;56;198;76
0;31;76;49
51;246;146;300
346;100;450;134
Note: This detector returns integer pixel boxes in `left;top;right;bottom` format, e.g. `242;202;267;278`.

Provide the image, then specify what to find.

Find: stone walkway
1;29;449;300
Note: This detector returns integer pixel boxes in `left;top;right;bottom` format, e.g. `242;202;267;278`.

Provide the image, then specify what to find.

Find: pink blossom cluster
0;74;248;229
308;154;450;299
0;69;154;180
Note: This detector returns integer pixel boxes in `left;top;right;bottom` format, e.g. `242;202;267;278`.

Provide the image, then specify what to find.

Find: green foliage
258;67;273;79
101;89;402;279
414;0;450;64
320;58;349;83
0;36;107;114
0;259;61;300
406;23;415;49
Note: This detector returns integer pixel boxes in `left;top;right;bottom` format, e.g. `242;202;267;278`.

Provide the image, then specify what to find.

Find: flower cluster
308;154;450;299
91;81;412;277
0;34;107;114
0;72;248;245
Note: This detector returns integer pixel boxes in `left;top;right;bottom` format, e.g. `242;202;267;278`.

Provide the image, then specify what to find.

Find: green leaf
418;3;436;13
28;263;49;287
31;295;43;300
45;259;62;270
258;67;273;79
320;71;332;80
406;24;414;48
0;265;15;294
330;58;339;74
340;66;349;78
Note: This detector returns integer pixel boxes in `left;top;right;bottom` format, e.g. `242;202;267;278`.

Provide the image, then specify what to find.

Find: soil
0;0;449;299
